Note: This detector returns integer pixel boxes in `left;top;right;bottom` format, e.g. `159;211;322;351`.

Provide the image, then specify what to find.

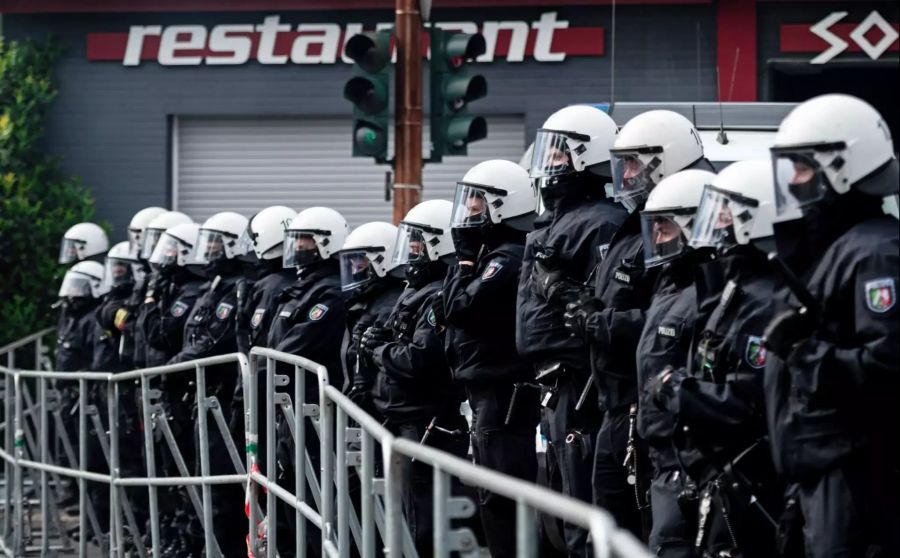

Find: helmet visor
238;225;256;257
194;230;228;265
59;238;84;264
640;211;688;267
530;130;575;179
283;231;319;268
451;184;492;228
104;257;135;287
58;273;96;298
339;249;380;291
140;228;165;260
771;145;844;217
391;223;432;267
127;228;143;259
611;148;664;211
690;186;739;251
150;232;193;267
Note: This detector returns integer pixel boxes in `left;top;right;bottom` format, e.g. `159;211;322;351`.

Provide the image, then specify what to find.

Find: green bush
1;38;97;346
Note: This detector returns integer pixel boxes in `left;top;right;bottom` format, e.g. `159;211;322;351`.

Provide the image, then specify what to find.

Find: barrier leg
383;446;403;558
39;376;50;556
194;364;223;558
294;365;306;558
265;358;277;558
14;374;26;556
516;500;537;558
360;432;374;558
140;377;161;558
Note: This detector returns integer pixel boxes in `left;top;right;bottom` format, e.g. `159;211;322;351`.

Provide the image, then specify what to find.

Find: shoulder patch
865;278;895;313
250;308;266;328
308;303;328;321
426;307;437;327
170;300;189;318
481;260;504;281
215;302;234;321
745;335;767;369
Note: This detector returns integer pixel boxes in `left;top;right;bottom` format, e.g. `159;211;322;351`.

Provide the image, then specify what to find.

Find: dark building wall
3;5;717;236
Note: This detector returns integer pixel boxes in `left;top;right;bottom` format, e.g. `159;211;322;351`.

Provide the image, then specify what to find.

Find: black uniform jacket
373;279;457;423
636;254;712;471
237;268;295;355
343;280;404;393
765;216;900;482
92;286;133;372
516;197;627;372
267;262;346;389
585;211;660;412
140;274;204;367
444;242;532;384
56;302;100;371
669;247;776;484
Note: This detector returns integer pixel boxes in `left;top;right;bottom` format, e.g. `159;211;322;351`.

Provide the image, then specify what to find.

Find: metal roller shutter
175;116;525;226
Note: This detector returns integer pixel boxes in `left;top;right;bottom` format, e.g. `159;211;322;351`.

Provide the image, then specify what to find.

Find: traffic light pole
393;0;423;223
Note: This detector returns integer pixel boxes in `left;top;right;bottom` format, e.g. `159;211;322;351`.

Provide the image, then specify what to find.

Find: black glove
563;297;603;340
451;227;485;263
646;366;686;410
763;308;817;359
360;324;393;358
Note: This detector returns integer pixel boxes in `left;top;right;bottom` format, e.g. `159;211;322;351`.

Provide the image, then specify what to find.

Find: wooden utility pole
392;0;423;223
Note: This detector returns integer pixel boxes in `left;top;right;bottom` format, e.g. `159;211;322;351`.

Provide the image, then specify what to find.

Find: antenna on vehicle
717;47;741;146
609;0;617;107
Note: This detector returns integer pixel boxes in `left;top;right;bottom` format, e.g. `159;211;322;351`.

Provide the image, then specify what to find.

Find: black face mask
538;171;608;210
405;260;447;289
451;225;489;260
66;297;95;314
202;257;242;280
293;249;321;270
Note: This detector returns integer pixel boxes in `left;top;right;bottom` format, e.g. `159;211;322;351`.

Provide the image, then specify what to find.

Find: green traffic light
354;124;386;157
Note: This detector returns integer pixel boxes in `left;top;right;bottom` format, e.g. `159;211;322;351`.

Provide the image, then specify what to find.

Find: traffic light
429;28;488;161
343;29;393;162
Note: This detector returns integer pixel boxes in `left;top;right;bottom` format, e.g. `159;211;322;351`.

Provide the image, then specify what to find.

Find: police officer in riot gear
647;160;783;557
58;222;109;265
267;207;348;558
763;94;900;558
128;211;192;369
169;211;251;555
339;221;405;415
234;205;297;355
361;200;467;555
518;105;625;557
56;261;108;371
633;169;717;558
563;110;714;539
139;222;205;555
443;160;540;558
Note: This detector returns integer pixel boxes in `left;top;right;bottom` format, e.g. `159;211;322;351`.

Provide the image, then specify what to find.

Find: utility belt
533;360;598;413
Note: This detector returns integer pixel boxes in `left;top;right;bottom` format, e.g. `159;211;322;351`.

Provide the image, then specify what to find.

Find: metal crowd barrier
1;328;250;558
2;333;650;558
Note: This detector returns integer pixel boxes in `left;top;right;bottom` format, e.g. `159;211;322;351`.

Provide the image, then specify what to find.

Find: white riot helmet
149;223;201;268
691;159;777;251
104;241;144;287
241;205;298;261
283;207;348;268
393;200;455;266
640;169;717;267
339;222;400;291
612;110;706;212
195;212;250;264
530;105;618;206
59;222;109;264
58;260;109;299
771;94;898;218
127;207;166;258
140;211;192;260
451;160;537;231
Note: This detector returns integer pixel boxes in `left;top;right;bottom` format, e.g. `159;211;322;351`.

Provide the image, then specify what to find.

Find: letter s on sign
207;24;254;65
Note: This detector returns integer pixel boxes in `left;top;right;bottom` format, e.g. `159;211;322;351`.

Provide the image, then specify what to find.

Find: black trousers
391;410;470;557
542;377;603;558
648;469;697;558
797;456;900;558
592;407;649;540
467;381;540;558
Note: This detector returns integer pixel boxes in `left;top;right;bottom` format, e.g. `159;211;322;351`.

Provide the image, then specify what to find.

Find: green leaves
0;38;96;346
